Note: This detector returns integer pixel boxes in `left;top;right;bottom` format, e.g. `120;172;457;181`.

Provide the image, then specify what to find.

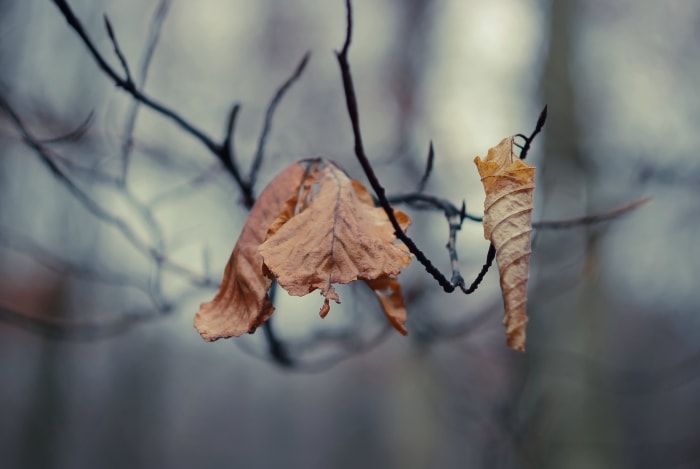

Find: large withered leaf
194;163;307;341
474;137;535;352
259;160;413;321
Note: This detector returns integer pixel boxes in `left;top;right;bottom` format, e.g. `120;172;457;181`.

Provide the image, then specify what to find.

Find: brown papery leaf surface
474;137;535;352
194;163;307;341
259;159;413;327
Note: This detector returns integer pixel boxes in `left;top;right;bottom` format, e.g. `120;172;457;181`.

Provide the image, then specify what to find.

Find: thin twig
461;243;496;294
416;141;434;192
103;15;133;84
222;103;241;175
247;52;311;201
515;105;547;160
117;0;171;184
534;197;650;229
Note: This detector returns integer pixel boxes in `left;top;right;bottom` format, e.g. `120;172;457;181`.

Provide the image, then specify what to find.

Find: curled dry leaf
474;137;535;352
194;163;307;341
195;158;414;342
259;159;413;333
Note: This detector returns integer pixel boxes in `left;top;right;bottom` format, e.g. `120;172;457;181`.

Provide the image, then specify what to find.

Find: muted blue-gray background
1;1;699;468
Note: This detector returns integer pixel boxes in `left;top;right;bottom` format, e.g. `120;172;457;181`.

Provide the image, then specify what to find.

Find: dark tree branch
388;192;482;222
222;103;242;176
336;0;456;293
462;243;496;294
387;192;493;293
52;0;223;157
103;15;133;83
515;105;547;160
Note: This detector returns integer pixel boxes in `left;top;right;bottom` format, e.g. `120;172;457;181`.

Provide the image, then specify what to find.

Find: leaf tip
319;298;331;318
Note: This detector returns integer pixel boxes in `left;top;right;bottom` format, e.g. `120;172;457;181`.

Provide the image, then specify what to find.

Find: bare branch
388;192;482;222
515;105;547;160
52;0;223;157
336;0;456;292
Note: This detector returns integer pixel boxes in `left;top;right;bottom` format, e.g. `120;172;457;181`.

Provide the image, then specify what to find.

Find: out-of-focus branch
0;226;149;293
0;96;216;289
51;0;224;156
37;111;94;144
0;304;164;341
16;1;310;365
533;197;650;229
119;0;171;185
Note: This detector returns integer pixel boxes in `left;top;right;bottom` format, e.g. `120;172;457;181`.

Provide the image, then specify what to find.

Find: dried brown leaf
259;160;413;319
474;137;535;352
364;276;408;335
194;163;307;341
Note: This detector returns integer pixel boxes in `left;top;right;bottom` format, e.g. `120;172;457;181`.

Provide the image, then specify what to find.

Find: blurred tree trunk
17;283;70;469
516;0;622;467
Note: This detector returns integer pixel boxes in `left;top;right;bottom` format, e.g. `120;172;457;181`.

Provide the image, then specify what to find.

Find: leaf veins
195;158;414;342
259;159;412;327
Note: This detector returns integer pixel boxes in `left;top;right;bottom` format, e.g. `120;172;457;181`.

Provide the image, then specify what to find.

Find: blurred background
1;0;699;468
